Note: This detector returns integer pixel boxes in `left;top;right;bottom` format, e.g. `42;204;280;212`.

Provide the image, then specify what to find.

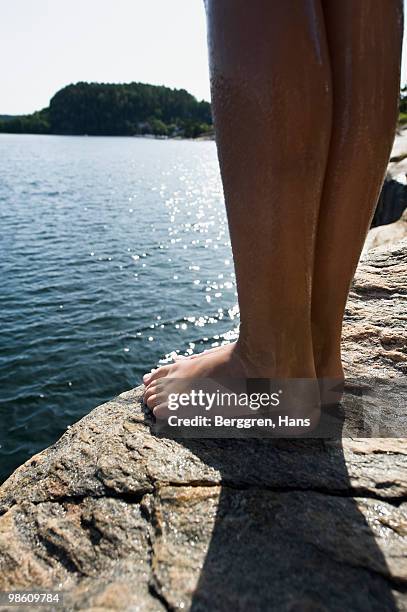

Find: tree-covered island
0;82;213;138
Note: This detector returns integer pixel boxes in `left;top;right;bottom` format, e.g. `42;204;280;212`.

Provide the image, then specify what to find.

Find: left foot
143;343;249;413
143;340;318;421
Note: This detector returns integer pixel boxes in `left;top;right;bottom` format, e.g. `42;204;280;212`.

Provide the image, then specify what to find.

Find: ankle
235;335;316;379
314;348;344;379
312;322;344;379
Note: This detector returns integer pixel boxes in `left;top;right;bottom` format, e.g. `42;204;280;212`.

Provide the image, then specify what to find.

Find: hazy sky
1;0;407;115
0;0;210;114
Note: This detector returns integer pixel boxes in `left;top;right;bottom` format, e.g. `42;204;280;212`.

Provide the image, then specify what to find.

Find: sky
0;0;211;114
1;0;407;115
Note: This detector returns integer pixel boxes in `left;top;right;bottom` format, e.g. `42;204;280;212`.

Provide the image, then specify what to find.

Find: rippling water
0;134;238;482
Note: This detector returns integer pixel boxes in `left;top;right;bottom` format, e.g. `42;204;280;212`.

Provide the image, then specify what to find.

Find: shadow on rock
151;424;399;611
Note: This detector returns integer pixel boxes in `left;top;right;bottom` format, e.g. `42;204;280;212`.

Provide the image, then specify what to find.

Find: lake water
0;134;238;483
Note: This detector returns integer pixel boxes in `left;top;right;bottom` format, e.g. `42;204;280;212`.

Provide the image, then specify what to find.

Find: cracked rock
0;241;406;611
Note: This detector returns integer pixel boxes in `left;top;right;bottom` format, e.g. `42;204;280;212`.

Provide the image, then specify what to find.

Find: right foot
174;342;344;406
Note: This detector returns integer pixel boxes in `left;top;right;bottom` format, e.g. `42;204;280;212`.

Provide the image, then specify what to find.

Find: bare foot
143;342;247;413
143;341;318;421
174;342;345;406
173;343;226;361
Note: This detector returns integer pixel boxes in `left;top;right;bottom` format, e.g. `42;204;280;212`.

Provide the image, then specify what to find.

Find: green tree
0;82;213;138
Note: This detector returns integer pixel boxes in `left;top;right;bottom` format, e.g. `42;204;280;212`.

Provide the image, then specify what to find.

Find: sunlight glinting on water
0;134;239;481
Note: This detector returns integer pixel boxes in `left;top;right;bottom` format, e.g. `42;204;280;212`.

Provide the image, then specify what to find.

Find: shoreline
0;131;215;141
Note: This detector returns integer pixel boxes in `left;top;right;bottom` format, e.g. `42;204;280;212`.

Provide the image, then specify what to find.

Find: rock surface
388;127;407;182
0;241;406;611
372;129;407;228
364;209;407;253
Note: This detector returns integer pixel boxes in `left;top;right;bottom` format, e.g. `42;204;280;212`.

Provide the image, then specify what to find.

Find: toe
143;368;156;385
146;390;167;409
153;402;169;417
143;383;158;402
143;365;170;385
146;393;159;409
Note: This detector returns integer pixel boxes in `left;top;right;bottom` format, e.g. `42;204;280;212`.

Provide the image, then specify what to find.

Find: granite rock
364;209;407;253
0;241;406;611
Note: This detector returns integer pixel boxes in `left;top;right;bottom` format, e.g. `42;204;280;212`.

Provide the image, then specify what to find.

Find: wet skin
144;0;403;413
